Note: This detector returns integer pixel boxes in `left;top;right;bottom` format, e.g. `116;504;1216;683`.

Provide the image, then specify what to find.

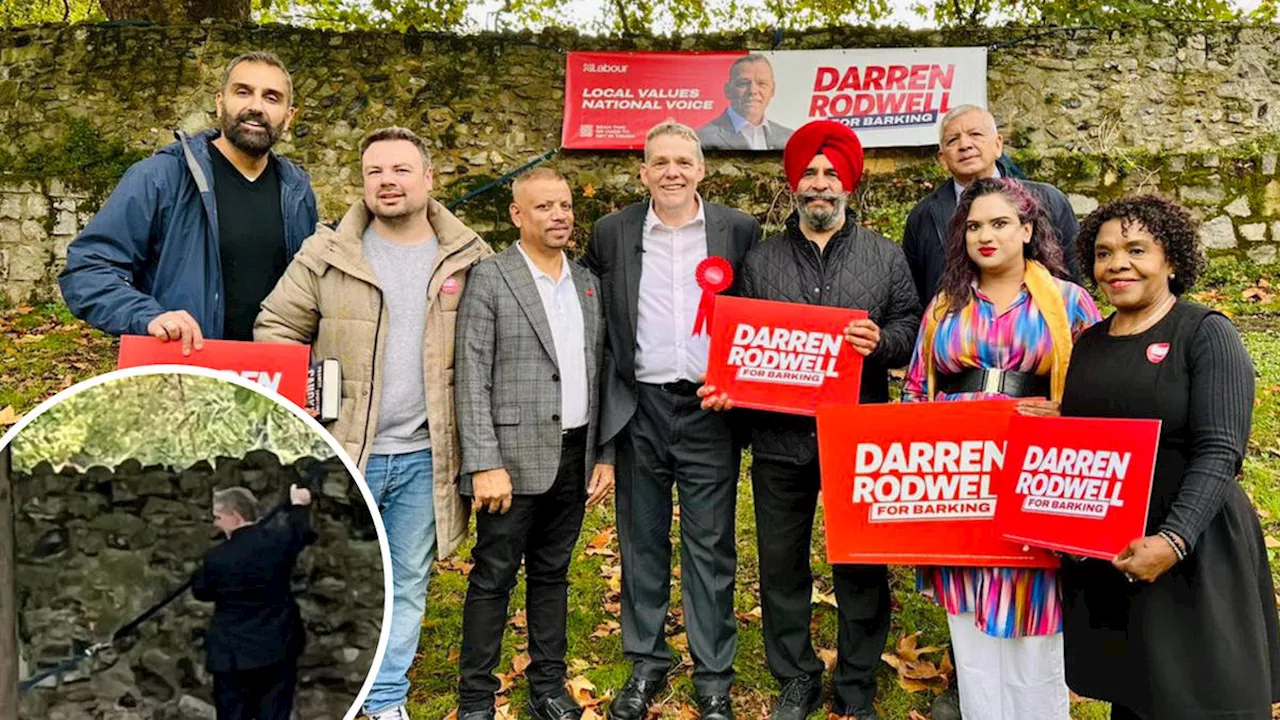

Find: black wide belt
936;368;1050;399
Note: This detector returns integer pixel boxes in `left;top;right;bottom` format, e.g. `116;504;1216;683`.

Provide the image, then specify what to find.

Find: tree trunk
0;445;17;720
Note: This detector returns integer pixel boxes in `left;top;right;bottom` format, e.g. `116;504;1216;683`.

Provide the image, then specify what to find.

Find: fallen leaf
1266;535;1280;550
881;633;953;695
443;710;458;720
581;708;603;720
675;702;699;720
817;647;838;672
0;406;19;426
448;647;460;662
14;333;43;344
669;632;689;653
569;658;591;673
567;675;606;707
811;587;838;608
585;527;618;557
908;712;930;720
495;700;516;720
736;606;762;623
590;619;621;639
582;184;597;198
511;610;528;630
511;653;531;675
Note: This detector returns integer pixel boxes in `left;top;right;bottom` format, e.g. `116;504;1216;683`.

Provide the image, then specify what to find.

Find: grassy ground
2;294;1277;720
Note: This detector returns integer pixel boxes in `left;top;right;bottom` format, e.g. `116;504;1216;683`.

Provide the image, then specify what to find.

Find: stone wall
14;451;383;720
3;21;1280;303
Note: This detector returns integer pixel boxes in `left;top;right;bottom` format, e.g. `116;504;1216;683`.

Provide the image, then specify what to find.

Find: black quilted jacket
738;209;922;466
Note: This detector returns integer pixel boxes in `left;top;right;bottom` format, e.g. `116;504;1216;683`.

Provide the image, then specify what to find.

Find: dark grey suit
456;245;608;494
902;160;1082;305
584;201;760;696
696;109;793;151
455;245;607;709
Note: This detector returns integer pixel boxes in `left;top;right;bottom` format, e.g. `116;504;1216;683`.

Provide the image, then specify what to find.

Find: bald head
510;167;574;253
937;105;1004;186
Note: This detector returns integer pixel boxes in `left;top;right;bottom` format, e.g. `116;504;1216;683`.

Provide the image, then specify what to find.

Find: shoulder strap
1023;260;1074;401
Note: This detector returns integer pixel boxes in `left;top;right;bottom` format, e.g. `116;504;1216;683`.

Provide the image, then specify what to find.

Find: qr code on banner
579;124;595;138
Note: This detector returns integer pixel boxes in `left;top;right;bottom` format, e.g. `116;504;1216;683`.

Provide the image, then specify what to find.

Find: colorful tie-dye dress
902;277;1101;637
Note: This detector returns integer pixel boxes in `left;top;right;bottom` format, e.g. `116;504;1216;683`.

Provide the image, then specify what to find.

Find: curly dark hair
1075;195;1204;296
937;177;1069;312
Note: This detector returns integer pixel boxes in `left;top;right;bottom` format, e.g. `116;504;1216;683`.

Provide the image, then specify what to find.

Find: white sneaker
365;705;410;720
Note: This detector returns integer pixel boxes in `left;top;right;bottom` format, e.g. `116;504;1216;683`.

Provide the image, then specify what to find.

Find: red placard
117;335;311;408
817;400;1058;567
704;296;865;416
562;51;744;150
994;416;1160;560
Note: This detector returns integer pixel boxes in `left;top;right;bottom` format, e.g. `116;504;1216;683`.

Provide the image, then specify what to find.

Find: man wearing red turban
700;119;922;720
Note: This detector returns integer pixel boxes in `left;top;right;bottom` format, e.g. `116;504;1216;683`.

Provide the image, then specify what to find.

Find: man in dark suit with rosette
584;120;761;720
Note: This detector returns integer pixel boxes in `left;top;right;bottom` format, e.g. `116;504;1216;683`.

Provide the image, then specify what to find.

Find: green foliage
0;0;102;26
255;0;467;32
11;373;333;471
916;0;1238;27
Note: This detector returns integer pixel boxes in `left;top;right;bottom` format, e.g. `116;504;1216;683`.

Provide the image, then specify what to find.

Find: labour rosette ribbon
693;256;733;336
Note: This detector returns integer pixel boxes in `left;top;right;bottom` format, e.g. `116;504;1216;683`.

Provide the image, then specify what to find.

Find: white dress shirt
726;106;769;151
634;198;710;384
516;242;589;430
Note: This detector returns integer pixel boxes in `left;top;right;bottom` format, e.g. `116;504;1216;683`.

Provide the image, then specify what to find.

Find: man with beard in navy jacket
59;51;318;351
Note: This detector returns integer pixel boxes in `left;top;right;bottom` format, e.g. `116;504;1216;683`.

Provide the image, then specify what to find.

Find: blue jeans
362;448;436;714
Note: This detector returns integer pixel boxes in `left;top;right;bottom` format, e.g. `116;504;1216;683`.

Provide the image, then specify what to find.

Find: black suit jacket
583;200;762;444
902;166;1082;306
191;506;315;672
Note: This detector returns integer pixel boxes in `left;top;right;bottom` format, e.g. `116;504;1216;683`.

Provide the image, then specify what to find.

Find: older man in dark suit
193;483;315;720
455;167;611;720
697;54;793;151
584;121;761;720
903;105;1082;305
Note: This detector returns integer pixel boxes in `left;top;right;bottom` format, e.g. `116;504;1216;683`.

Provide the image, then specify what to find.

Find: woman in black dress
1060;195;1280;719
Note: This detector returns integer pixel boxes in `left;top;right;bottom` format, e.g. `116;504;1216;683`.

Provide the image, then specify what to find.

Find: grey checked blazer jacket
456;244;609;496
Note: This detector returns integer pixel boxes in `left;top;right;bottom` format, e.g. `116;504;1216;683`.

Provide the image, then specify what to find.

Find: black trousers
615;383;740;695
458;428;588;710
212;659;297;720
752;456;890;714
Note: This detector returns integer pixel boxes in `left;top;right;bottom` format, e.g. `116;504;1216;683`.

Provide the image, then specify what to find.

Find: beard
219;107;281;157
797;191;848;231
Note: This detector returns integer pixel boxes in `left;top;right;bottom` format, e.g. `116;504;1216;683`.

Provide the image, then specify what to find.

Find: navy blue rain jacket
58;128;319;338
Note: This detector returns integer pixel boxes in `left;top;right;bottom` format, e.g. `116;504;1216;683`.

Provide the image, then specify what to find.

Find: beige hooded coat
255;198;493;558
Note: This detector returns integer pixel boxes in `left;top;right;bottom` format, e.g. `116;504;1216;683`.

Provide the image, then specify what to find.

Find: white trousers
946;612;1071;720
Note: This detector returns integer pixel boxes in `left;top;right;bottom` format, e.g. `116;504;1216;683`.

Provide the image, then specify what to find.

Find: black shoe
607;676;664;720
930;688;961;720
528;693;584;720
696;693;733;720
458;709;496;720
770;675;821;720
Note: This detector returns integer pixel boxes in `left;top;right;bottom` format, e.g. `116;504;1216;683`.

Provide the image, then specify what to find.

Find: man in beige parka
254;126;492;720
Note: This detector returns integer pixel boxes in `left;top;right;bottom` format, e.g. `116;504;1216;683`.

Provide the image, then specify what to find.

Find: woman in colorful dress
1060;195;1280;719
902;177;1101;719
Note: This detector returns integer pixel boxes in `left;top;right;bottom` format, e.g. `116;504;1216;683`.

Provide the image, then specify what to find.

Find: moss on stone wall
0;118;147;199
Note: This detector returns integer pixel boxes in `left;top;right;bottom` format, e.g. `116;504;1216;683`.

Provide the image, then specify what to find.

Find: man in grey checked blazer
455;167;613;720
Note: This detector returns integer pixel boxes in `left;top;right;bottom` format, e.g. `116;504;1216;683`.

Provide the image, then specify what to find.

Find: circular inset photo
0;367;391;720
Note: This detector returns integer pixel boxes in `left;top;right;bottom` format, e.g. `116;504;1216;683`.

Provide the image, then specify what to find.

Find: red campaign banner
817;400;1058;567
704;296;866;416
117;335;311;408
562;51;744;150
994;416;1160;560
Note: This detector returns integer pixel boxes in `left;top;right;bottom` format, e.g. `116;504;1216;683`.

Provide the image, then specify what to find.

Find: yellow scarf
923;260;1073;402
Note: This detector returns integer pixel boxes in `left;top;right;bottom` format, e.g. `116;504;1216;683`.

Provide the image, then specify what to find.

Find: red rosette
692;256;733;336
